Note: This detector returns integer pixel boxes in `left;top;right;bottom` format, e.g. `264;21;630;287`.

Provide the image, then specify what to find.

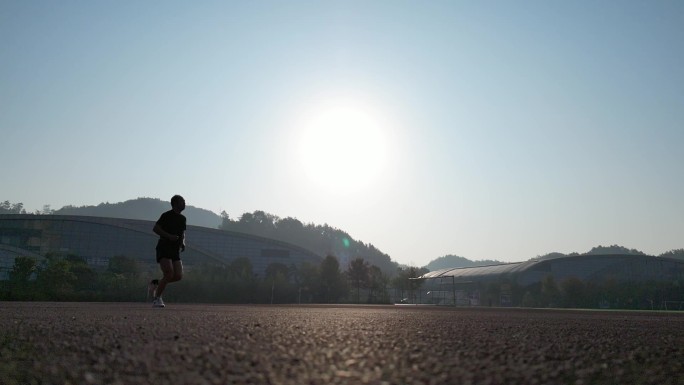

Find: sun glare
296;100;389;194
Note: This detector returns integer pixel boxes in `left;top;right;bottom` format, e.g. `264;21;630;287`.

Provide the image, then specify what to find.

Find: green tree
265;262;290;281
0;200;26;214
10;256;37;282
229;257;257;303
540;275;560;307
297;262;320;303
36;257;77;300
560;277;586;308
237;211;279;238
65;255;98;296
319;255;346;303
521;291;539;307
392;267;426;303
660;249;684;261
264;262;293;303
347;257;369;303
230;257;255;281
108;255;140;277
174;262;231;303
367;265;389;303
219;211;231;228
102;255;142;301
7;256;38;300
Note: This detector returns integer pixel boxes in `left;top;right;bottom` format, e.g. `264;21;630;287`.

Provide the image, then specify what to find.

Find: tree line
0;253;425;304
219;210;398;275
1;253;145;302
517;274;683;310
3;252;682;309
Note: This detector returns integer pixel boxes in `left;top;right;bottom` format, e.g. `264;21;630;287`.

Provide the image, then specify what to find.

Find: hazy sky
2;1;683;266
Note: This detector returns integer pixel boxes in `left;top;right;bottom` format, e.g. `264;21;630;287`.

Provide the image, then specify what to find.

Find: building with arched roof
0;214;321;279
416;254;684;308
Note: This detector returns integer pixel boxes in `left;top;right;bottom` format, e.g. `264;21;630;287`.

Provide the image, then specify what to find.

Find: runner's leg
171;260;183;282
156;258;174;297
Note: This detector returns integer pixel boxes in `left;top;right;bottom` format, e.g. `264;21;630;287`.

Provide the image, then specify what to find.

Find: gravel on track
1;302;683;385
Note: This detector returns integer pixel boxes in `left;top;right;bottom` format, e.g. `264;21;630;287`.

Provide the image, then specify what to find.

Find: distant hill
660;249;684;261
533;245;648;261
219;211;398;275
6;198;683;271
424;255;502;271
532;252;575;261
426;245;674;270
584;245;646;255
52;197;222;228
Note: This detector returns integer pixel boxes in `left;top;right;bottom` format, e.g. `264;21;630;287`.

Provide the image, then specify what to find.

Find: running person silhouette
150;195;186;307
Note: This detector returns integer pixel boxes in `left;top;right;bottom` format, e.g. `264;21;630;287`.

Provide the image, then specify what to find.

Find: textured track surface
1;302;683;385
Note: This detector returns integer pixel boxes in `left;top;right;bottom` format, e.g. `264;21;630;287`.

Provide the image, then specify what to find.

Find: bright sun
296;100;389;194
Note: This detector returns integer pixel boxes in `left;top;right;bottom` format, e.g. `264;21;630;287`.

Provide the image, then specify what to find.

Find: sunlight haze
1;1;682;266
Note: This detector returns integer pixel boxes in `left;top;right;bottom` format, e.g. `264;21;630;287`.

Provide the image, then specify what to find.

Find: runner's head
171;195;185;212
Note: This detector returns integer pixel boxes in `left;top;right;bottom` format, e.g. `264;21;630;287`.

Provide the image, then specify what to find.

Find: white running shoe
152;297;165;308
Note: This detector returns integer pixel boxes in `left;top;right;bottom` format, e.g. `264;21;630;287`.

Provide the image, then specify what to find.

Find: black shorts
156;243;181;263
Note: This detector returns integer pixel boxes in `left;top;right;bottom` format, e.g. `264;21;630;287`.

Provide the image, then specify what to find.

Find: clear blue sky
2;1;682;266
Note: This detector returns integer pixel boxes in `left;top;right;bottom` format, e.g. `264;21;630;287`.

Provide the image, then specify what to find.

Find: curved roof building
420;254;684;286
417;254;684;307
0;214;321;278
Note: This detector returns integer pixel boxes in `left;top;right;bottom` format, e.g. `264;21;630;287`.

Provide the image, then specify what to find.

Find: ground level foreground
1;302;683;385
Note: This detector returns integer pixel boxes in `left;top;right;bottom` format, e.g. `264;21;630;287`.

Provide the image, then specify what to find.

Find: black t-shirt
156;210;187;248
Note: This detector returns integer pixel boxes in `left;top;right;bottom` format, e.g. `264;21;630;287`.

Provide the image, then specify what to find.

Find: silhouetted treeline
1;254;147;302
417;274;684;310
219;211;399;276
584;244;647;255
660;249;684;261
1;201;29;214
533;245;683;261
0;254;424;304
517;275;683;310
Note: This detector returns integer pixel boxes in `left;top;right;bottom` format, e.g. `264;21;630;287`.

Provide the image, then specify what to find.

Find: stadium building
416;254;684;309
0;214;321;279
